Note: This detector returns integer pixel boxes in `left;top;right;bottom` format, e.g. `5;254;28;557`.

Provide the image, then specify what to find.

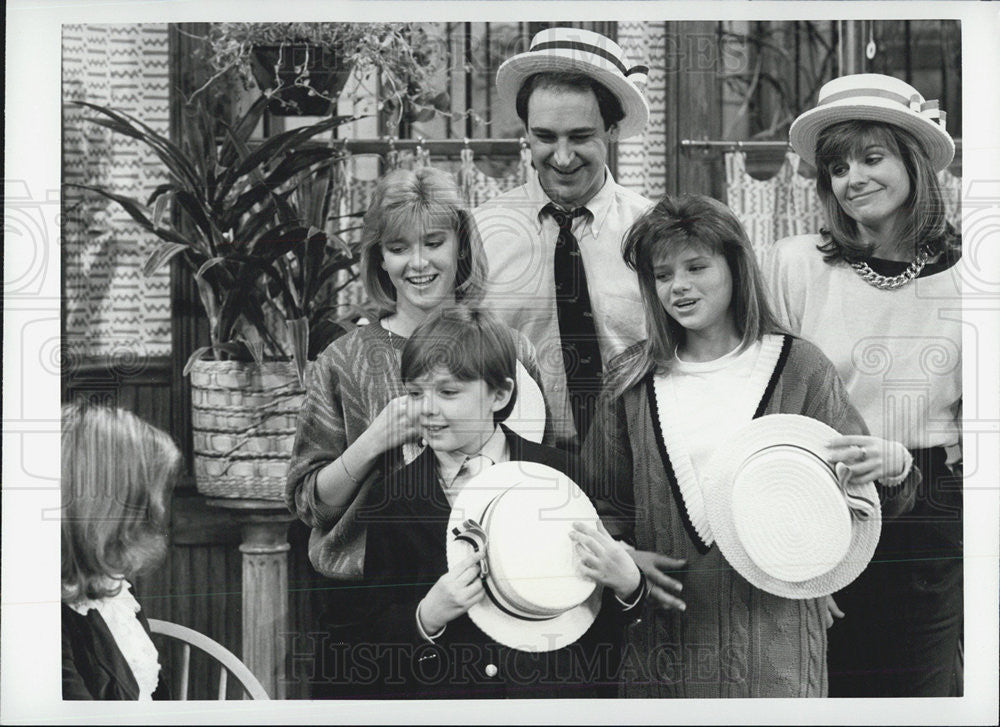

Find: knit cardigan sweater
285;322;550;578
581;334;916;698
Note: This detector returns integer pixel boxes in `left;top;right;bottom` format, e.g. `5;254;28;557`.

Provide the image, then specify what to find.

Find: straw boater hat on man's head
790;73;954;172
446;461;604;652
703;414;882;600
496;27;650;139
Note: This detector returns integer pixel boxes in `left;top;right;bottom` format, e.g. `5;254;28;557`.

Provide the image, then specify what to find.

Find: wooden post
662;22;724;199
208;499;294;699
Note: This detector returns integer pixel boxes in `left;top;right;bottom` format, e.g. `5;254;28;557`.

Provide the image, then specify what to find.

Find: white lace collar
68;578;161;700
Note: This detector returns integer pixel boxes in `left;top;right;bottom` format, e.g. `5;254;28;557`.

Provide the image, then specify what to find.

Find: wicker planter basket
190;359;305;501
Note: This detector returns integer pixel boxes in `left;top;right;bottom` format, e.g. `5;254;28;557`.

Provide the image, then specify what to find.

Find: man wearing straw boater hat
474;27;653;451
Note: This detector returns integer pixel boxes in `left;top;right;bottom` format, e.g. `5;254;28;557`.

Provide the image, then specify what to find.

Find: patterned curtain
725;151;963;268
62;24;172;359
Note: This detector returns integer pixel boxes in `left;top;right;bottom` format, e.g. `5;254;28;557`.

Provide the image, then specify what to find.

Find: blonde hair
359;167;489;312
61;402;182;603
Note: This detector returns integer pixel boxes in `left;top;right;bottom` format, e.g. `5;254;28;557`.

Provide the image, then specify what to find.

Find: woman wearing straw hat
768;73;963;697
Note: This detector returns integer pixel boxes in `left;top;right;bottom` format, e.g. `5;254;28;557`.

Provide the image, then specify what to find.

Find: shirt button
485;663;498;678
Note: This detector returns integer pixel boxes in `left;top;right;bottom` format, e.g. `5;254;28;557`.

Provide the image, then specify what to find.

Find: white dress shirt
474;170;653;446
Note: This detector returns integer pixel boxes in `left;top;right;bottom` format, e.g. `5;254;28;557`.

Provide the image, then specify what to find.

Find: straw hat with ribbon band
703;414;881;600
789;73;954;172
446;460;603;652
496;27;650;140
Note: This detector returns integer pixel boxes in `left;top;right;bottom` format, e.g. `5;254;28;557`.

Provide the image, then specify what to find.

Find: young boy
361;306;643;699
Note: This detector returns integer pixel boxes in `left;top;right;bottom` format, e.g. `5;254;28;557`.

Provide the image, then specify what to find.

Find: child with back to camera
61;402;182;700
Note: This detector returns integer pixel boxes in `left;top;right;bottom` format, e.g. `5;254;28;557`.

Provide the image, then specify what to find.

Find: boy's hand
570;520;642;600
629;550;687;612
418;550;486;635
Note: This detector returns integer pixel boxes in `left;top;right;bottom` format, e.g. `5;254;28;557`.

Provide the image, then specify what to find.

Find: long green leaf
142;242;189;277
217;95;269;170
287;316;310;387
228;114;354;181
227;155;337;224
196;256;229;279
173;189;215;253
78;102;203;191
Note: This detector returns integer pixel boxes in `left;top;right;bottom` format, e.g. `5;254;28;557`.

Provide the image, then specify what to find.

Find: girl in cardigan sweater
582;194;916;697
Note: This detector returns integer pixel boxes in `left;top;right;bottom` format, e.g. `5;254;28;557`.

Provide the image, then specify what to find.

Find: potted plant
202;22;447;120
70;96;369;500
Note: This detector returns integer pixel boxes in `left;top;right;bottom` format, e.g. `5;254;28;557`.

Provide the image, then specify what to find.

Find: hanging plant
200;22;446;120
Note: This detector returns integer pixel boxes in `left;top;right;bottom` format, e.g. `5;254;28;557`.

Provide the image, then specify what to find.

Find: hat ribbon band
451;499;559;623
530;40;648;78
750;443;876;521
820;87;944;121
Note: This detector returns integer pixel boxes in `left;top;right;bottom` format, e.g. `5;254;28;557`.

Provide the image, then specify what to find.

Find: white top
767;235;962;455
474;170;653;446
67;579;161;700
653;337;784;546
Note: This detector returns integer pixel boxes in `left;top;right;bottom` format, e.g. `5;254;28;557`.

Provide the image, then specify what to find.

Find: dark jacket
362;426;636;699
62;588;169;700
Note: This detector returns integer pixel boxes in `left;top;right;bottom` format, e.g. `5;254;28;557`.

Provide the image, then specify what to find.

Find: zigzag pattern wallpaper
63;24;172;359
616;21;667;200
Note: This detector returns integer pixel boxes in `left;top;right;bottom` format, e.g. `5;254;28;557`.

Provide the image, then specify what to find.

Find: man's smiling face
526;85;618;209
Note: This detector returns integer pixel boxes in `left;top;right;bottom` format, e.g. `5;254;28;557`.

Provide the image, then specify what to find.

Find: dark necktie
544;203;603;443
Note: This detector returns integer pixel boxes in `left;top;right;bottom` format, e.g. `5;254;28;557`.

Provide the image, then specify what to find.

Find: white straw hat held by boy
362;307;645;699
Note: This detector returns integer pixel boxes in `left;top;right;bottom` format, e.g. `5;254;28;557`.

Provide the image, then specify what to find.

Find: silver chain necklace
850;246;933;290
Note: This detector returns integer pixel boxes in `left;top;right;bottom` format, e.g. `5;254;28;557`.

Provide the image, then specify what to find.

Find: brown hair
401;306;518;424
515;71;625;131
359;167;488;312
615;194;786;395
61;402;182;603
814;120;959;262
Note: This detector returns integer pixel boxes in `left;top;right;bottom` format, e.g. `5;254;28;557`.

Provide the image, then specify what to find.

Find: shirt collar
433;424;508;485
532;167;617;237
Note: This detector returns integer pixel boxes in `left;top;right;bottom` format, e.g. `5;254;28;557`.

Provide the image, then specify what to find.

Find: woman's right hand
628;549;687;612
417;551;486;635
365;394;421;452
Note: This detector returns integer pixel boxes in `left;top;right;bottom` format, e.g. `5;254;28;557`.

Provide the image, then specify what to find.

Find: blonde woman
62;402;182;700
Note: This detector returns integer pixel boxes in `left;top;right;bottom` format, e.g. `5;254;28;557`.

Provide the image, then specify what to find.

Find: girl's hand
570;520;642;600
827;435;909;485
628;550;687;612
823;594;845;629
418;551;486;635
365;394;421;452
